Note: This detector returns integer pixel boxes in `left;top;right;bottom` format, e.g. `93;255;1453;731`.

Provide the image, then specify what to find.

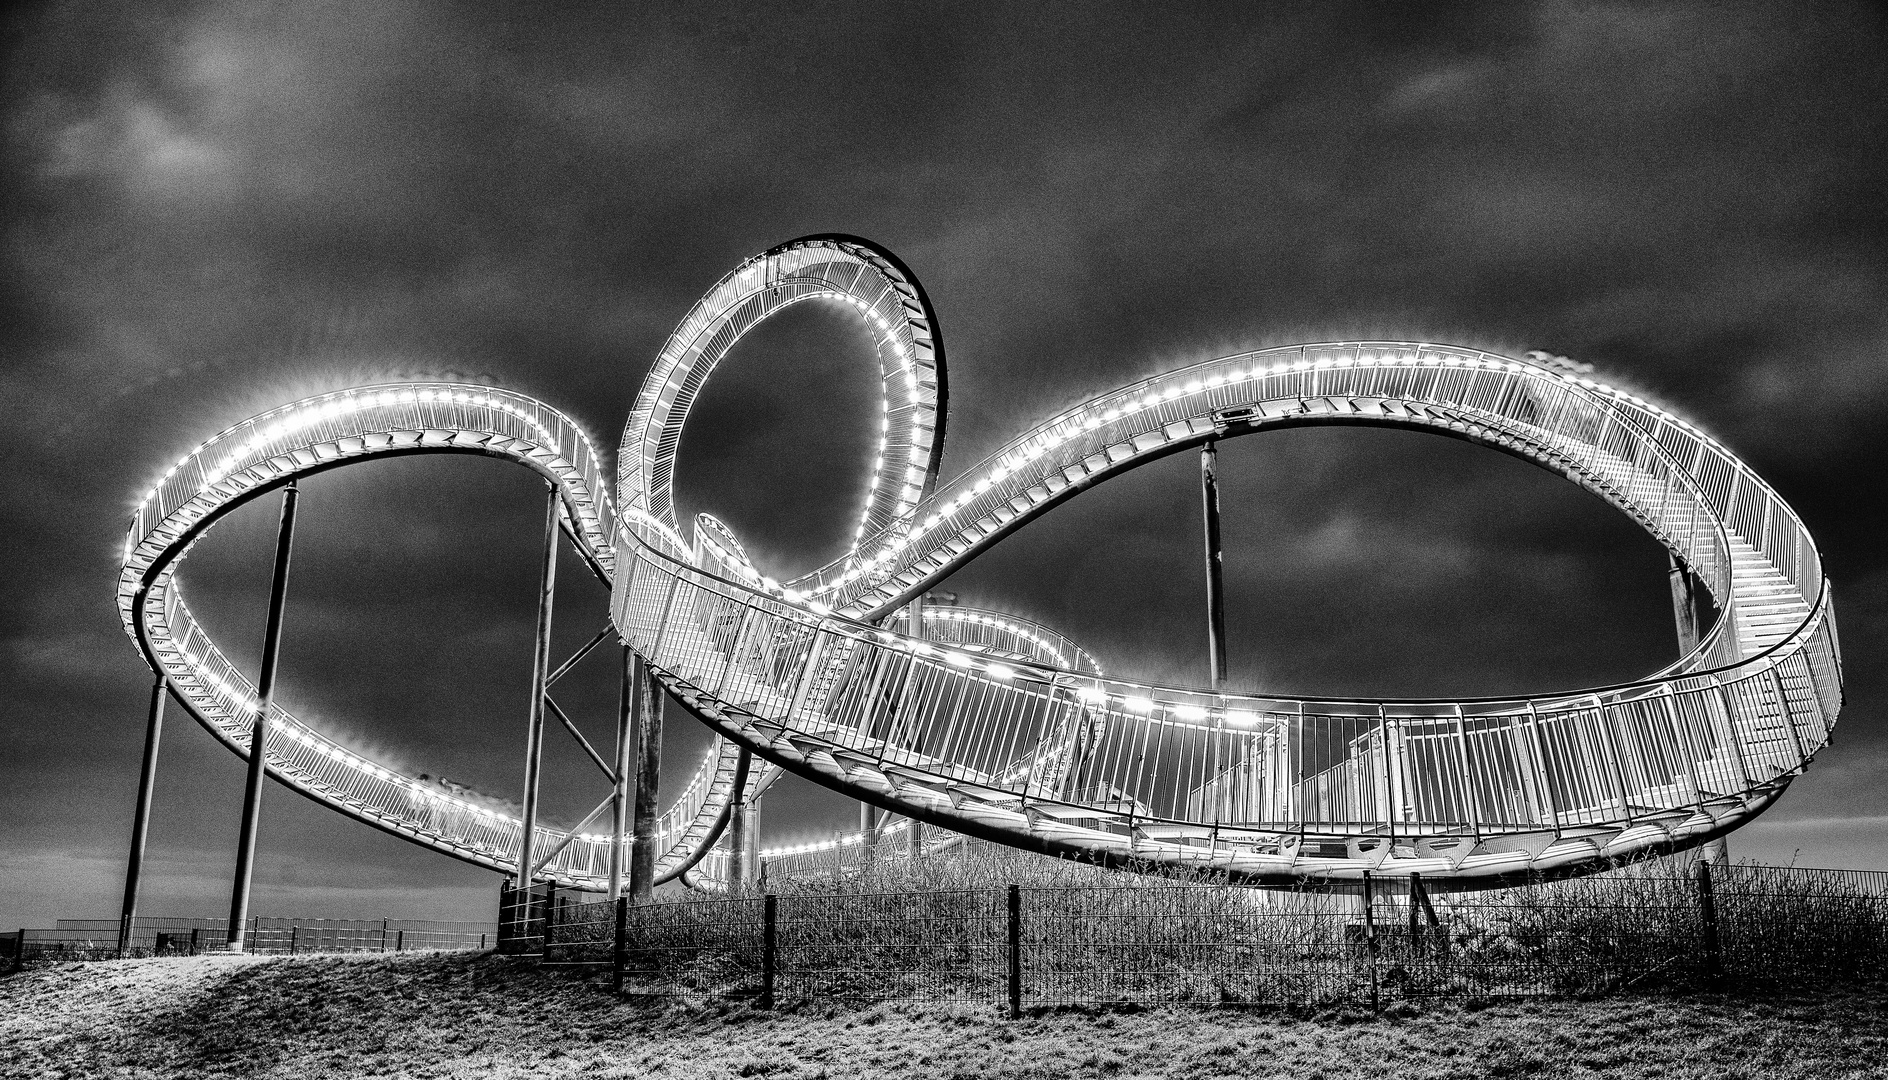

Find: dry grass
5;950;1888;1079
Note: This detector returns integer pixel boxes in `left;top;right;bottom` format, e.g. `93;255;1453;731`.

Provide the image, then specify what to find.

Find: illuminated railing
118;384;638;887
617;342;1837;882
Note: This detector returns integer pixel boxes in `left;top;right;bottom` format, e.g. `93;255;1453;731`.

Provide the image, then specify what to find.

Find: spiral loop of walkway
119;234;1842;888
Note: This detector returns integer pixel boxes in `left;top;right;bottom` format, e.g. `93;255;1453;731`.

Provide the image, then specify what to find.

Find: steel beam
1201;440;1228;689
117;673;169;956
516;484;561;887
225;481;299;952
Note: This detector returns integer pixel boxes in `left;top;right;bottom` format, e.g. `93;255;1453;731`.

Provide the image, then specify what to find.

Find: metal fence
512;863;1888;1011
1;915;495;963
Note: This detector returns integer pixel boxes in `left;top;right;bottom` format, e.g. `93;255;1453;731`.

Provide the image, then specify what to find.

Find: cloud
2;0;1884;926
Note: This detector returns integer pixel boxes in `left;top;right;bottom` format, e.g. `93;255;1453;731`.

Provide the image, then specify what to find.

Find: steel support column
906;596;925;860
1201;440;1229;689
225;481;299;952
729;747;753;893
607;644;634;902
117;673;169;956
516;484;561;888
628;651;662;901
1671;553;1729;864
1669;553;1706;655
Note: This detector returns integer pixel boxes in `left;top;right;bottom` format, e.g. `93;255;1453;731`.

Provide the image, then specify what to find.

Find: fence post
540;885;556;956
762;894;777;1010
1695;860;1722;987
289;927;298;955
613;896;628;996
12;929;24;973
396;929;405;952
1408;872;1422;957
1007;883;1022;1020
1363;871;1379;1013
380;919;389;953
190;928;200;956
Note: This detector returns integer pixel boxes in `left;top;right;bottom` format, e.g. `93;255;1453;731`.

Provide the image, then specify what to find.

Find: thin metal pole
608;645;633;902
225;481;299;953
118;673;169;956
1201;441;1228;689
516;484;561;888
628;651;663;901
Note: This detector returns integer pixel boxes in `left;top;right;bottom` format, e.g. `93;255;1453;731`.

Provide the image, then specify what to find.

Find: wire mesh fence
1;916;495;963
506;861;1888;1010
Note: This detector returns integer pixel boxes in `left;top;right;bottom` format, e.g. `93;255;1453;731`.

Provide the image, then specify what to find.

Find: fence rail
503;863;1888;1010
1;915;494;963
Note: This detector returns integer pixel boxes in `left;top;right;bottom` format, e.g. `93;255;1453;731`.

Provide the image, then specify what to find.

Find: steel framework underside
119;235;1841;889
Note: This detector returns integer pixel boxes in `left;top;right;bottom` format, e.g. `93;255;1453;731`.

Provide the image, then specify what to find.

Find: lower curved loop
119;384;635;887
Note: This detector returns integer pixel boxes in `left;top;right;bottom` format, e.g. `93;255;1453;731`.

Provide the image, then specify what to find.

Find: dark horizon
3;1;1885;929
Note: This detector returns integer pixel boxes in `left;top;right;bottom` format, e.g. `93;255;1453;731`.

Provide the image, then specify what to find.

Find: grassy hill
3;951;1885;1079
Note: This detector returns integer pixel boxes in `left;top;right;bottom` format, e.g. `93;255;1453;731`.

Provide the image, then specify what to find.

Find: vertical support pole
743;802;762;888
396;929;405;952
1006;882;1022;1020
612;895;627;995
629;652;663;902
288;927;297;955
1695;860;1722;986
1669;553;1703;655
540;884;556;956
516;484;561;889
608;645;634;902
907;598;926;860
1201;440;1229;689
1408;872;1423;957
1362;870;1379;1012
119;673;169;956
761;893;777;1010
226;481;299;953
859;801;879;862
729;748;752;894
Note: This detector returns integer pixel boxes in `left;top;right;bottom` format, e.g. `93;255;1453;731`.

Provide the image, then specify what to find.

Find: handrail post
516;484;561;889
226;481;299;952
118;673;169;957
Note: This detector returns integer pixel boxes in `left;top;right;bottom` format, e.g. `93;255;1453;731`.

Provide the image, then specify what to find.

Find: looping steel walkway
120;235;1841;888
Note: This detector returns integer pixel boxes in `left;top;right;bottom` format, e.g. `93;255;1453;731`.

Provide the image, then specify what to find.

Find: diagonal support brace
544;695;619;786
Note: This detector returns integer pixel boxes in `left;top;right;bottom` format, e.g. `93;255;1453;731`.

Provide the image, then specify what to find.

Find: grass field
4;951;1887;1079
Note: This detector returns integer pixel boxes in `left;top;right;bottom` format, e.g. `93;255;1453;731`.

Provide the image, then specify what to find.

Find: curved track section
616;234;947;559
613;339;1841;883
118;384;626;885
119;234;1843;890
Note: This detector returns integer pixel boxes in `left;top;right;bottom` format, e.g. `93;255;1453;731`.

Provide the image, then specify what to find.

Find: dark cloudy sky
3;2;1884;929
